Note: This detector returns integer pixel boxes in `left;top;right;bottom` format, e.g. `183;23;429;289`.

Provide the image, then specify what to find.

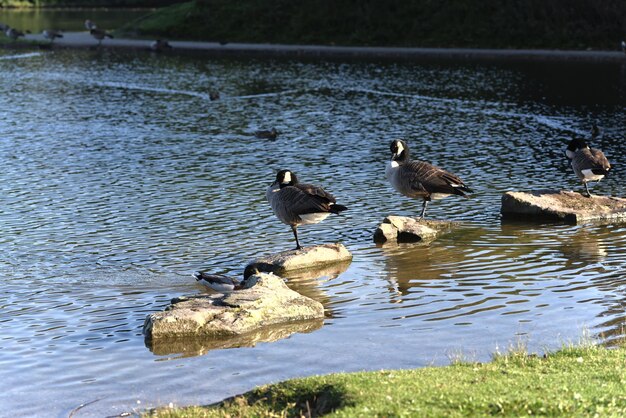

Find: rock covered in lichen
143;272;324;340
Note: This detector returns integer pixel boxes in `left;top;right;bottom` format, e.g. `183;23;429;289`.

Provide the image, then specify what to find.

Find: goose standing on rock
266;169;348;250
386;139;473;220
193;272;243;292
565;137;611;197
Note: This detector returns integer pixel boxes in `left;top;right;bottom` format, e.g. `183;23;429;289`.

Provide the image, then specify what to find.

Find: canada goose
90;28;113;46
255;128;278;140
84;20;97;31
266;169;348;250
150;39;172;52
5;27;25;41
43;29;63;43
565;137;611;197
193;272;243;292
386;139;473;219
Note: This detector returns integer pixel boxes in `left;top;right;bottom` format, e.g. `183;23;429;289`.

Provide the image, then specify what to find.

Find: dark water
0;49;625;417
0;8;150;33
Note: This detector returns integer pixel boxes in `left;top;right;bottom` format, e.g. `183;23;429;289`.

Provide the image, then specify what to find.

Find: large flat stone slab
373;216;459;244
143;273;324;340
244;243;352;278
501;190;626;224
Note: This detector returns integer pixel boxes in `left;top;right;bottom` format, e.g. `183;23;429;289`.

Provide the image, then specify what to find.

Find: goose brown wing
402;161;471;196
590;148;611;171
281;184;333;215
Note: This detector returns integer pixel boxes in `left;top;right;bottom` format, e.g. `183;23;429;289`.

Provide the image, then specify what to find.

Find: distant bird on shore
150;39;172;52
90;28;113;46
255;128;278;140
193;272;243;292
43;29;63;43
386;139;473;220
565;136;611;197
266;169;348;250
5;27;25;41
84;20;97;31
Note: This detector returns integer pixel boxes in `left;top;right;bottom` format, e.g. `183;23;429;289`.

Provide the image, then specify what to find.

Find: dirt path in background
11;31;626;62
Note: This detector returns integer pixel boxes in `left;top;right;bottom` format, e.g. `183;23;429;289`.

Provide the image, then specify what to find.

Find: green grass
119;0;626;50
146;344;626;417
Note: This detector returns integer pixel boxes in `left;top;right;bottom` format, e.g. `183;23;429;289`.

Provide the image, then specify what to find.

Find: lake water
0;48;625;417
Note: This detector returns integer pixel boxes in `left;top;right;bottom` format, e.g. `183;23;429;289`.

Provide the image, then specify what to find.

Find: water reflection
283;261;352;315
146;319;324;358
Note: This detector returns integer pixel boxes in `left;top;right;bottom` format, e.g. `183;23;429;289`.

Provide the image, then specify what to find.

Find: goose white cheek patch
396;141;404;156
282;171;292;184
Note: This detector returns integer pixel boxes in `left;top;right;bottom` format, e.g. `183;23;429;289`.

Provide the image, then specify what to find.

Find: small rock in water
244;243;352;278
374;216;458;244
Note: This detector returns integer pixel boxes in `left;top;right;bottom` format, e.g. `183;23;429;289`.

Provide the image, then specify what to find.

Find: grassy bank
146;344;626;417
120;0;626;50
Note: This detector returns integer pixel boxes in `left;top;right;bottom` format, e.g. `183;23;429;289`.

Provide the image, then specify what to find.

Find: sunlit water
0;49;625;417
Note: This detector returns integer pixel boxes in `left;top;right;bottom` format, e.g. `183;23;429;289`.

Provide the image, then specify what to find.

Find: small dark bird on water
266;169;348;250
565;135;611;197
209;91;220;101
386;139;472;220
193;272;243;292
255;128;278;140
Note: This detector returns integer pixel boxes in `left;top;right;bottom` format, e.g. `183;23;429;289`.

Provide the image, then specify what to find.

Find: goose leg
583;182;592;198
418;200;428;220
291;225;301;250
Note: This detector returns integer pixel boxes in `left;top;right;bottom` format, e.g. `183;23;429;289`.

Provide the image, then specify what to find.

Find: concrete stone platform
501;190;626;224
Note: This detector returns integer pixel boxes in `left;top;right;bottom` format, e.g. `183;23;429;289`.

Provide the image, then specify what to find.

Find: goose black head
390;139;409;162
566;137;589;159
275;169;297;188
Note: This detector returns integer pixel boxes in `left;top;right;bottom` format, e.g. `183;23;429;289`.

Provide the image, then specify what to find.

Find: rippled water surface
1;49;625;417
